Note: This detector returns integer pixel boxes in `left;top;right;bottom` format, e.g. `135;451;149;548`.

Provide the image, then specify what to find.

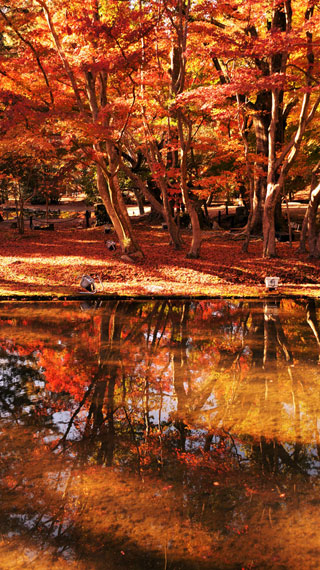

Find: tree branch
0;7;54;105
36;0;85;112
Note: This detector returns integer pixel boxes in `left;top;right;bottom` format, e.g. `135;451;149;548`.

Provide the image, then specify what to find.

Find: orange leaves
3;475;19;490
2;217;320;299
150;161;166;181
37;316;100;400
39;347;94;399
178;69;289;113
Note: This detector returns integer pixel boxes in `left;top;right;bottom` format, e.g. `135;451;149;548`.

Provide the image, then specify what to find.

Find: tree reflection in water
1;299;320;569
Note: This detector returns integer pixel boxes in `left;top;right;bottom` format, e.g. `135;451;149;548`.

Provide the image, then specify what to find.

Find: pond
1;298;320;569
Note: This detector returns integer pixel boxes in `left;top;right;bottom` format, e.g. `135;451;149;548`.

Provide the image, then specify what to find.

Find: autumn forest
3;3;320;570
0;0;320;273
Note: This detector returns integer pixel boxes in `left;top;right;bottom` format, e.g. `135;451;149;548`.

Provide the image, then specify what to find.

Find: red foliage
1;220;320;298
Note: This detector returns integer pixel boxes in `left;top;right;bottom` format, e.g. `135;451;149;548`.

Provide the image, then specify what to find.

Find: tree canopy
0;0;319;258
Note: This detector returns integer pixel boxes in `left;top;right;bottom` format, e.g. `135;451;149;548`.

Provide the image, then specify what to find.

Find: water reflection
1;299;320;569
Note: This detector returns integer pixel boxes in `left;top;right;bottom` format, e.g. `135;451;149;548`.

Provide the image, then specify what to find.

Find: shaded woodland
0;0;320;264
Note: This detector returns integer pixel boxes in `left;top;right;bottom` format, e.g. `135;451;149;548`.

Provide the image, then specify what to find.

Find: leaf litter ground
1;218;320;298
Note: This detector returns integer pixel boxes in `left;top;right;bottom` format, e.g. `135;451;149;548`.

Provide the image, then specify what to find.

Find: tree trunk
247;172;265;237
262;1;320;256
132;187;145;215
40;5;143;259
305;183;320;257
249;108;269;234
263;183;279;257
299;162;320;255
244;2;291;250
177;110;201;257
138;113;183;249
121;162;164;217
14;183;24;235
96;166;143;258
187;202;201;258
159;178;183;249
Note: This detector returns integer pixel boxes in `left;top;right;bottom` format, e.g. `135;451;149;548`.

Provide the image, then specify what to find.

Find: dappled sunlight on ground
1;223;320;297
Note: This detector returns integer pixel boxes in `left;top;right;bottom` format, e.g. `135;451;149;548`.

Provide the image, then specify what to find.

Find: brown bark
85;69;144;258
262;1;320;257
264;86;320;257
170;0;201;257
159;178;183;248
40;1;143;259
263;86;280;257
13;182;25;235
177;110;201;257
299;161;320;255
249;98;270;234
305;182;320;258
96;166;143;257
140;114;183;248
120;162;164;216
244;2;293;248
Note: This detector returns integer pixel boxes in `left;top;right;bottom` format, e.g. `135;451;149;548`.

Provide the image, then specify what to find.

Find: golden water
1;299;320;569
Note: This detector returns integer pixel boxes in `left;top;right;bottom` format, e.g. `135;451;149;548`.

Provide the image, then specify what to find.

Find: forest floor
1;212;320;299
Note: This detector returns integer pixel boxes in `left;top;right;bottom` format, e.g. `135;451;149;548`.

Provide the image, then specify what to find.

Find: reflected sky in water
1;299;320;569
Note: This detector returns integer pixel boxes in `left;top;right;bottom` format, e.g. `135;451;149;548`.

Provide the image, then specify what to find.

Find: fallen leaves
1;221;320;298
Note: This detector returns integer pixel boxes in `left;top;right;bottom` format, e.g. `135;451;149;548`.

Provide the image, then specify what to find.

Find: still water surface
1;299;320;569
